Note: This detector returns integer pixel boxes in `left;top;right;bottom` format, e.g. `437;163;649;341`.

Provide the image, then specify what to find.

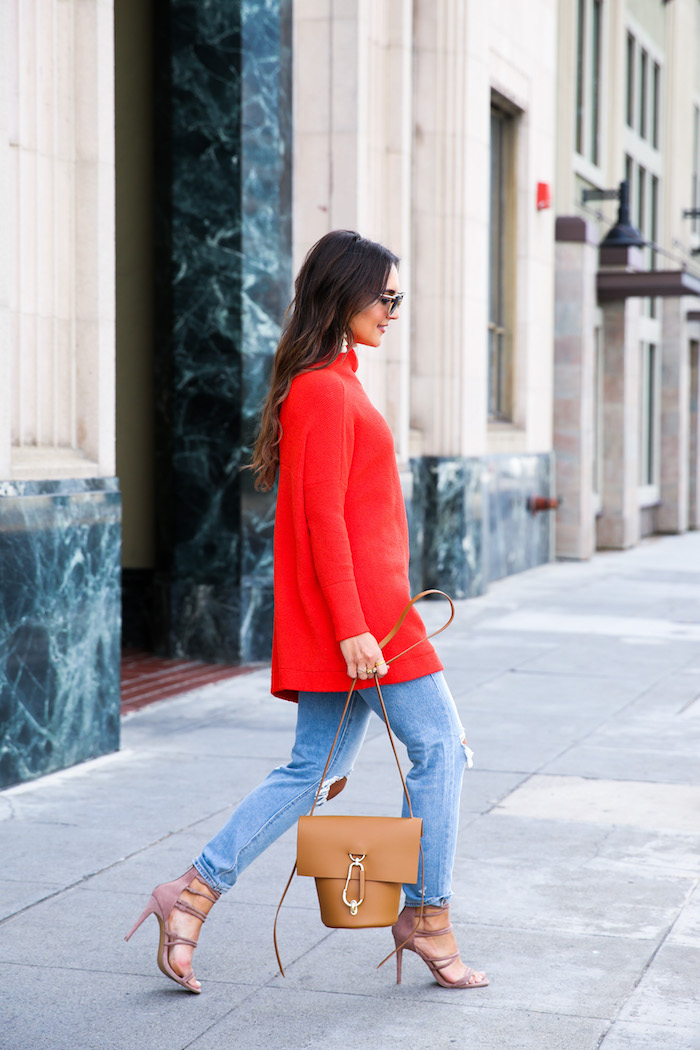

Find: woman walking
125;229;487;993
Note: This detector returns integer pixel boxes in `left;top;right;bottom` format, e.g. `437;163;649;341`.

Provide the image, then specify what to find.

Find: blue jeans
193;672;472;907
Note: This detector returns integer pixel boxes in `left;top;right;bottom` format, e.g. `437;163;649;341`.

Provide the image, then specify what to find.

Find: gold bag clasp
342;854;366;915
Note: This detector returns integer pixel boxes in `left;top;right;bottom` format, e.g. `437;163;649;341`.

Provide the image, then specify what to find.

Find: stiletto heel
125;897;158;941
124;867;220;993
390;905;488;989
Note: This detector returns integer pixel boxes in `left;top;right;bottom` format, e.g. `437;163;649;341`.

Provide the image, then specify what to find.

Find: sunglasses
374;291;404;317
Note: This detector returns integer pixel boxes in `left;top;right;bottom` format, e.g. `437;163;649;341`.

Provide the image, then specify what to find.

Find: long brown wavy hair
250;230;399;490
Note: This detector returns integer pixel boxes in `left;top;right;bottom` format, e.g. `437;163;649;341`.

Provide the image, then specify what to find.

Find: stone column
293;2;413;462
553;217;598;559
411;0;488;459
688;323;700;530
657;298;690;533
0;0;121;788
0;3;9;478
597;282;642;549
152;0;292;662
408;0;489;599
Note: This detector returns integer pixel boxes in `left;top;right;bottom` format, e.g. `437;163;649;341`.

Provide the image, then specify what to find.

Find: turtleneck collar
335;346;359;372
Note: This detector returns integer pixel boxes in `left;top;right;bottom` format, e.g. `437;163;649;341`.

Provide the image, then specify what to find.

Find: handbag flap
297;815;422;883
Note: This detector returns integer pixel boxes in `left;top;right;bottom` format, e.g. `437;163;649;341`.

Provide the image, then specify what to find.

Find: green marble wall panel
0;479;121;788
409;457;486;600
153;0;291;663
410;453;555;599
484;453;555;582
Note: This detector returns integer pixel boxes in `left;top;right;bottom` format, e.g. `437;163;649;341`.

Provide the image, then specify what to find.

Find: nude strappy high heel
391;905;489;989
124;867;220;993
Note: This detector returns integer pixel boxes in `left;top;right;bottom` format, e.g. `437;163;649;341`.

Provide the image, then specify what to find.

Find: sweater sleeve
302;374;369;641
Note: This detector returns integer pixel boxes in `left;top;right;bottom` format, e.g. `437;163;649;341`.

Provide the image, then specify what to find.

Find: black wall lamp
582;180;646;249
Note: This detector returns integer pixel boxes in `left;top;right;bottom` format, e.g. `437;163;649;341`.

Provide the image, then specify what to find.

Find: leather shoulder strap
379;589;455;663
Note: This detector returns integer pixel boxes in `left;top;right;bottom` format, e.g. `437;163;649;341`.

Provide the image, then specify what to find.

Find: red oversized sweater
270;348;443;701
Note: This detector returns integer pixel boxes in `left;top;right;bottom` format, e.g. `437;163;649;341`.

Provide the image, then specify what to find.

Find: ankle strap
412;921;453;937
174;898;209;922
187;885;219;903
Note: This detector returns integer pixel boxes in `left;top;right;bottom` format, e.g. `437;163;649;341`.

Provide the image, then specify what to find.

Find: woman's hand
339;633;389;681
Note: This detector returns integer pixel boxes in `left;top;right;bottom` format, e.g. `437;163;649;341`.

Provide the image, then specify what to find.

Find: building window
639;342;659;488
690;341;699;526
692;105;700;242
625;158;660;313
650;174;659;267
488;101;516;422
639;49;648;140
625;30;661;146
593;325;603;499
652;62;661;149
636;163;646;233
624;159;658;258
591;0;602;164
575;0;603;165
625;152;633;189
624;30;662;317
626;32;635;128
576;0;586;154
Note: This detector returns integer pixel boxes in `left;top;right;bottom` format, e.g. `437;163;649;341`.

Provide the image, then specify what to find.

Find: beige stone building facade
554;0;700;557
294;1;560;598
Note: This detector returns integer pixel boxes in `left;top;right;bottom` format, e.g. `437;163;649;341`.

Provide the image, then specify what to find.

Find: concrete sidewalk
3;532;700;1050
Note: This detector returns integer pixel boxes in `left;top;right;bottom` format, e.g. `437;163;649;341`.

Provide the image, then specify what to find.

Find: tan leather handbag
274;590;455;975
